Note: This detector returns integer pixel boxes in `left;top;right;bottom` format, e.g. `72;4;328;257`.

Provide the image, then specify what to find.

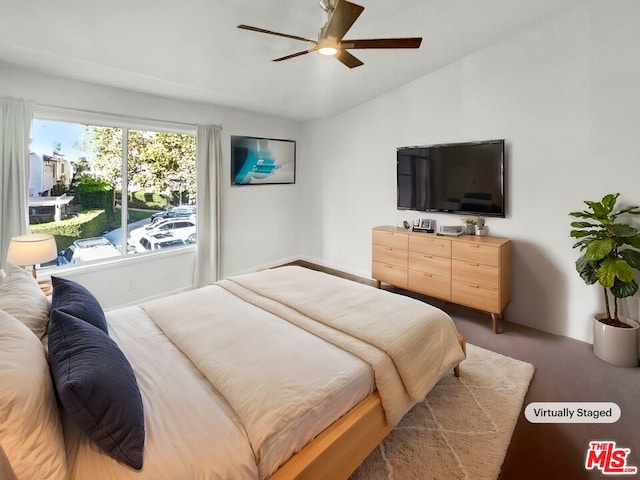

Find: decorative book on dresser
371;226;511;333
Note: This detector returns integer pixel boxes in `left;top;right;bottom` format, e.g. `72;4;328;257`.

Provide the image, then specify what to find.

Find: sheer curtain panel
0;98;32;270
193;124;222;286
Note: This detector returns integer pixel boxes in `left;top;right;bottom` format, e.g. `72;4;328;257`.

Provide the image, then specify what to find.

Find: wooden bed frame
269;333;466;480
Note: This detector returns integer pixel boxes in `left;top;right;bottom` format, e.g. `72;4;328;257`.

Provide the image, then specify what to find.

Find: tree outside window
28;119;196;268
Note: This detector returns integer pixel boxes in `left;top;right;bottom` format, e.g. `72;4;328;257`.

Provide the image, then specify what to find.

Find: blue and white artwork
231;136;296;185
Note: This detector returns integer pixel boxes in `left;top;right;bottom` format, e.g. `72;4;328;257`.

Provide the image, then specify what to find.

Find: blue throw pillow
50;276;108;333
48;309;145;470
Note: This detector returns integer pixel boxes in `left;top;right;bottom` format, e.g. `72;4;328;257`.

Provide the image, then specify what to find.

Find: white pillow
0;310;67;480
0;265;50;339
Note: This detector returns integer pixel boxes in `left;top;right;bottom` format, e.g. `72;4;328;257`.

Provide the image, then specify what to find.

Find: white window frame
32;105;197;270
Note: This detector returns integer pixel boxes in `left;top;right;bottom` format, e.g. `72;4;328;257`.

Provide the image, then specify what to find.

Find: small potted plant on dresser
570;193;640;367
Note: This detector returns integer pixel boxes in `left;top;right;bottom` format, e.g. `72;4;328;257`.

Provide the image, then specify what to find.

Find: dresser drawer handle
384;264;393;268
386;247;393;251
423;255;432;259
423;273;432;277
469;262;480;267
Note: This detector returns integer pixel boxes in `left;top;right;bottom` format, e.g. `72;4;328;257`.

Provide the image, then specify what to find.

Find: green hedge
74;176;114;220
115;191;168;210
30;210;107;251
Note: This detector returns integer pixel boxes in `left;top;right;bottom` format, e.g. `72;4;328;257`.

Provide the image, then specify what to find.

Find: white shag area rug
350;343;535;480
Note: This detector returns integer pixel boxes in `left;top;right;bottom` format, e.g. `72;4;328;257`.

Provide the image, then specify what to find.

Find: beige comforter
144;266;464;428
218;266;465;424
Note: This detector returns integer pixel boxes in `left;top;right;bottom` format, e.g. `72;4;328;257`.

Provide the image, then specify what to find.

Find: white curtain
0;98;32;270
193;124;223;286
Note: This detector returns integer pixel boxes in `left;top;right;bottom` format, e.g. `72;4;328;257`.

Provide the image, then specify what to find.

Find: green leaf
575;256;598;285
598;258;634;287
570;230;595;239
585;238;615;261
624;236;640;249
614;205;640;216
586;201;607;218
611;278;638;298
570;221;597;229
572;238;591;250
607;224;638;237
620;249;640;270
601;193;619;213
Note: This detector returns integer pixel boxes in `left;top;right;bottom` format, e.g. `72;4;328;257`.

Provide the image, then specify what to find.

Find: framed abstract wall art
231;135;296;185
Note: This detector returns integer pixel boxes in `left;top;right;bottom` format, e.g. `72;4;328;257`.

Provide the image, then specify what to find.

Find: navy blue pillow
51;276;108;333
48;309;145;470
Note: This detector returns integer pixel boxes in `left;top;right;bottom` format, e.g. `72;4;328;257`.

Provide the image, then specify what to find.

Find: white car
57;237;121;265
128;218;196;251
150;205;197;224
135;233;188;253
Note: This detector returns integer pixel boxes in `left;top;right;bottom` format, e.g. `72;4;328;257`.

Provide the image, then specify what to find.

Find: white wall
299;0;640;343
0;63;303;307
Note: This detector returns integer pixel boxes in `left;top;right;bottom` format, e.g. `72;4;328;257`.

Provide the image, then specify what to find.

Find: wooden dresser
372;226;511;333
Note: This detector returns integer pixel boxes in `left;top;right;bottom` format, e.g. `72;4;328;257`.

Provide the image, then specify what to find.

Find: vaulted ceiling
0;0;586;120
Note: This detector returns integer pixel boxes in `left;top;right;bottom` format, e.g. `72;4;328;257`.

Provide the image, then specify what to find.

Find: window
28;115;196;269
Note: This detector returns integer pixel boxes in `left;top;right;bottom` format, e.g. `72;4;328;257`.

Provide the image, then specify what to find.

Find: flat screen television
397;139;505;217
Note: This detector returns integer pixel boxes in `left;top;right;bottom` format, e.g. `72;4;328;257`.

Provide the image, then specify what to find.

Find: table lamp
7;234;58;284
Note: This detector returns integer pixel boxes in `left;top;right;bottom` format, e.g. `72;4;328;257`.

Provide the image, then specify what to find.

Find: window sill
40;245;196;279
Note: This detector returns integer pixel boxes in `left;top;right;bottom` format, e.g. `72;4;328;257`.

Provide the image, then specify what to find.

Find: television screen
397;139;505;217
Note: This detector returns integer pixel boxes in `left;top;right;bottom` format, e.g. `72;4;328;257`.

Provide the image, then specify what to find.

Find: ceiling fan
238;0;422;68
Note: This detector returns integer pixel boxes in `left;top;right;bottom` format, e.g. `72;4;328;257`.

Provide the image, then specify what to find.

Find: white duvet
64;266;464;480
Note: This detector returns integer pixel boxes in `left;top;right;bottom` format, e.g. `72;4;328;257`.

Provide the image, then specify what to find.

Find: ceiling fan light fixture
318;46;338;56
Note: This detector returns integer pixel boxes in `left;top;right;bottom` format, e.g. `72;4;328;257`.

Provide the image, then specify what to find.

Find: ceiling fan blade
335;49;364;68
238;24;317;44
323;0;365;42
342;38;423;49
273;48;317;62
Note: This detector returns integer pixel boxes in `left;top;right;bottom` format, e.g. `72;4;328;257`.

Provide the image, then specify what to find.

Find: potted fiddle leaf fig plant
570;193;640;367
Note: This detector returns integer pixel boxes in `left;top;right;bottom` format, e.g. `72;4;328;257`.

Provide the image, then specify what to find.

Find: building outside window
28;116;196;269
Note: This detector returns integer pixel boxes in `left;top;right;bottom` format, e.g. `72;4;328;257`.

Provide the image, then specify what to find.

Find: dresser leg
491;313;501;334
375;280;381;289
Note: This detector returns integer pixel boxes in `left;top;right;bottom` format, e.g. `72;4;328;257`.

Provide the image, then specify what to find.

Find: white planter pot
593;315;640;368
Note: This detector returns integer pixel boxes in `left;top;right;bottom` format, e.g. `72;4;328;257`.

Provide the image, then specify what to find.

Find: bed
0;264;465;480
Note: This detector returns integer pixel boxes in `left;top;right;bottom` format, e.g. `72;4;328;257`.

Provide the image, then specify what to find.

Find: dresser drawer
409;235;451;257
451;280;499;313
372;261;408;288
372;229;408;249
452;259;498;289
408;270;451;300
452;242;498;266
372;245;408;268
409;252;450;278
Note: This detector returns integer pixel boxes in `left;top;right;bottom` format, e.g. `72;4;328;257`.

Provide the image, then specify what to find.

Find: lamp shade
7;234;58;266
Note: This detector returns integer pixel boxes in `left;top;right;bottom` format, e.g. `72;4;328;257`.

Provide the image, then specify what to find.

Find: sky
30;119;89;160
